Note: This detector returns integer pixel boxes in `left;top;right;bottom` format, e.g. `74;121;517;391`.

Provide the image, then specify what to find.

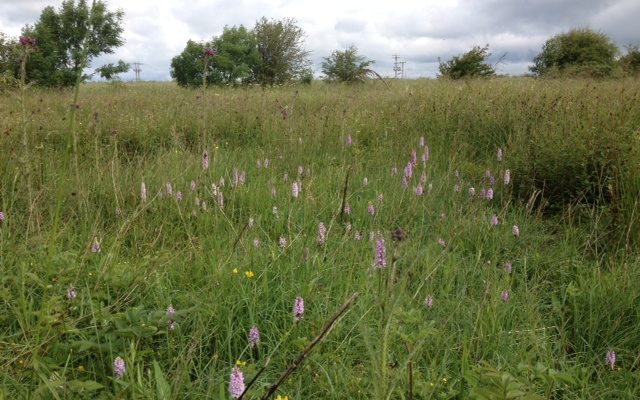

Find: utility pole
132;62;143;81
392;54;401;79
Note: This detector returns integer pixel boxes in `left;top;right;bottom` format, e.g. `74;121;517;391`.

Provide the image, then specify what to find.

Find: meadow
1;78;639;399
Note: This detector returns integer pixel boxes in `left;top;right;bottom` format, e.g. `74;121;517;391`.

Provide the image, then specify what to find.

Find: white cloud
1;0;638;80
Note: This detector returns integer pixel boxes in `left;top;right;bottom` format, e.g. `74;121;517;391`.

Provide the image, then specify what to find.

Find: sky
1;0;639;81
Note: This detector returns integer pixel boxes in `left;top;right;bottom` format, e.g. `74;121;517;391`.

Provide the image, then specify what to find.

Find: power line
392;54;401;79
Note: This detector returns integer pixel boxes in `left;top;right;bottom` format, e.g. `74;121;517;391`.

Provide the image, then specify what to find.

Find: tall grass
0;78;639;399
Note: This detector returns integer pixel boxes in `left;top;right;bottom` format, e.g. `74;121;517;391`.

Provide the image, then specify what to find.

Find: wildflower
219;177;225;187
346;134;352;146
454;184;460;193
204;48;216;57
140;182;147;203
415;184;423;196
391;166;398;176
67;285;77;300
298;165;304;176
490;214;499;226
292;181;300;198
293;296;305;321
368;203;376;216
346;223;352;233
191;180;197;191
283;173;289;182
354;231;362;241
166;182;173;197
272;206;278;216
374;236;387;268
256;159;262;168
19;36;37;47
404;162;413;179
229;367;245;399
468;187;476;196
410;149;417;165
91;237;101;253
264;159;270;168
275;395;289;400
501;290;510;302
497;148;503;162
233;268;239;274
202;150;209;170
424;296;433;309
485;188;494;200
343;203;351;215
253;238;260;248
504;261;512;273
402;176;409;188
271;186;277;198
235;360;247;367
421;174;427;183
440;212;446;221
419;136;425;147
248;325;260;347
279;235;287;248
113;357;126;378
245;271;254;278
248;217;255;228
195;197;201;208
512;225;520;238
504;169;511;185
422;146;429;162
363;177;368;186
318;222;327;246
0;211;4;224
217;191;224;209
437;238;446;248
176;191;183;202
606;351;616;370
166;305;176;318
168;320;177;331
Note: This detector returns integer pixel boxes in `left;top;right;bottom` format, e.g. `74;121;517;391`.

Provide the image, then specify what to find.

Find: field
1;78;639;399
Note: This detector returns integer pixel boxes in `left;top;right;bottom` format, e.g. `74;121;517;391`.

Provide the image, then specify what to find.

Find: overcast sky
1;0;638;80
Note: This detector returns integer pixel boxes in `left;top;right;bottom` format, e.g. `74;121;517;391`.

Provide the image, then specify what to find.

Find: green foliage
212;25;261;85
438;45;496;79
321;45;375;83
170;40;212;88
21;0;125;87
619;45;640;76
95;59;129;80
0;33;19;90
253;17;311;85
530;28;618;77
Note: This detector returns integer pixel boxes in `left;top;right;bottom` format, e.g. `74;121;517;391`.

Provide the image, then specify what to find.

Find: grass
0;78;639;399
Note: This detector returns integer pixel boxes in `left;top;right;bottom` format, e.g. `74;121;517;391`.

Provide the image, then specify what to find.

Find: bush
438;45;495;79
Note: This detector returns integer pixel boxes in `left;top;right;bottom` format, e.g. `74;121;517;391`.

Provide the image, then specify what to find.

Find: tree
0;32;19;89
22;0;125;87
438;45;495;79
619;45;640;76
171;40;215;88
530;28;618;77
95;60;129;80
321;46;375;83
213;25;261;85
253;17;311;85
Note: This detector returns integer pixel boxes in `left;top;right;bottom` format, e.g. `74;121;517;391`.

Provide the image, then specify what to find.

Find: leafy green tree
321;46;376;83
95;60;129;80
253;17;311;85
22;0;125;87
0;32;19;89
438;45;495;79
619;45;640;76
530;28;618;77
213;25;261;85
171;40;217;88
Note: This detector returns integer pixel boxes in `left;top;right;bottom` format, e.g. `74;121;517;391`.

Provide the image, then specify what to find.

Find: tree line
1;0;638;89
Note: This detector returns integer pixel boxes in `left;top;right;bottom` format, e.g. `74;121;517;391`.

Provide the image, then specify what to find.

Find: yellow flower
235;360;247;367
275;396;289;400
245;271;254;278
78;365;85;372
232;268;239;274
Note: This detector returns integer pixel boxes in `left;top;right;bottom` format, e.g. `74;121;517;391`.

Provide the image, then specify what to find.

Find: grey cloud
334;19;365;33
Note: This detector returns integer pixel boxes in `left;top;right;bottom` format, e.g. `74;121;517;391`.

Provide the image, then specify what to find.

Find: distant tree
321;46;376;83
253;17;311;85
212;25;261;85
438;45;496;79
95;60;130;80
530;28;618;77
0;32;19;89
171;40;217;88
619;45;640;76
22;0;125;87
